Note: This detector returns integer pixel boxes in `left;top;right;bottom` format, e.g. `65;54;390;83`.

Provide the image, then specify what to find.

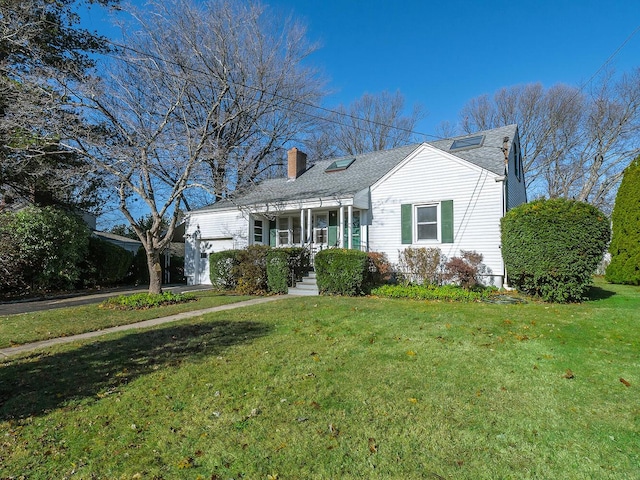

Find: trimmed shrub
235;245;270;295
606;157;640;285
315;248;369;296
372;284;496;302
397;247;441;285
209;250;241;291
501;198;610;302
81;236;134;287
266;249;289;294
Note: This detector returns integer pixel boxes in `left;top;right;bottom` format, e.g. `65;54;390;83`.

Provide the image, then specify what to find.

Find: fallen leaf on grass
368;437;378;453
406;350;416;356
408;397;418;404
176;457;195;469
620;377;631;387
563;369;575;379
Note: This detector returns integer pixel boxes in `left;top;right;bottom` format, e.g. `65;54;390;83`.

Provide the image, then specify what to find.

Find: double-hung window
416;205;438;241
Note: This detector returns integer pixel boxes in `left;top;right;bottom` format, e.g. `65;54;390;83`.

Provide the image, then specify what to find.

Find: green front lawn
0;291;254;348
1;282;638;478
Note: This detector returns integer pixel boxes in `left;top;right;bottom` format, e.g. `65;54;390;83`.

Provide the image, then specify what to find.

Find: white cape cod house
184;125;527;287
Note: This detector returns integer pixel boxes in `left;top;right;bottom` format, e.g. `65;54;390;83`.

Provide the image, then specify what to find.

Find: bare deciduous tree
308;90;424;159
459;71;640;211
59;0;324;293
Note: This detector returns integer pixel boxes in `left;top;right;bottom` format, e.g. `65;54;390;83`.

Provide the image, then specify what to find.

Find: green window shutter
401;204;412;244
441;200;454;243
269;220;277;247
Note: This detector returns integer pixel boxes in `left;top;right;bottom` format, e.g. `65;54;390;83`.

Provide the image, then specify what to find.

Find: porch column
339;206;345;248
300;209;306;245
307;208;312;244
347;205;353;249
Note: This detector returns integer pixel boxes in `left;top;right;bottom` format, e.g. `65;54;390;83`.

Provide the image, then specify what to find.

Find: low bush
100;291;196;310
443;250;488;289
315;249;369;296
209;250;241;291
397;247;441;285
501;198;610;302
266;249;289;294
371;284;496;302
367;251;393;287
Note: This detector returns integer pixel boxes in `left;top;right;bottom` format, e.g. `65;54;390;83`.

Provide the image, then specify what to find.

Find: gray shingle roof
428;124;517;175
198;124;518;211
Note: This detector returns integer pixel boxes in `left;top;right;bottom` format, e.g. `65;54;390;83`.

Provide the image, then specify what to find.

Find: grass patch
0;282;638;478
0;291;254;348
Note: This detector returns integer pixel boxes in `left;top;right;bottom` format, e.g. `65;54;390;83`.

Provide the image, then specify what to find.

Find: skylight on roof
325;157;355;173
450;135;484;151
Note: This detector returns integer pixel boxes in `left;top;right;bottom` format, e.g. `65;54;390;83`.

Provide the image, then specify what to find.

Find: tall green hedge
315;248;370;296
266;249;289;294
501;198;610;302
5;206;90;291
81;236;133;287
606;157;640;285
236;245;270;295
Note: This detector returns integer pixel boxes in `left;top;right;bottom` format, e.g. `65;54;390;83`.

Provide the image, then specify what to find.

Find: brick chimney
287;147;307;180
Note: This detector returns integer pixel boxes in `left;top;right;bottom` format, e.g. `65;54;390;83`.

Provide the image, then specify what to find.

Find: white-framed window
415;204;438;241
253;219;263;243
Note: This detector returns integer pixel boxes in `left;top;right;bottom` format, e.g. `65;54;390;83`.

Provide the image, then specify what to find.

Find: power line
100;38;440;142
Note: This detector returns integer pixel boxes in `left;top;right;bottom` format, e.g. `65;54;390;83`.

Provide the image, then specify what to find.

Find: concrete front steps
288;270;319;296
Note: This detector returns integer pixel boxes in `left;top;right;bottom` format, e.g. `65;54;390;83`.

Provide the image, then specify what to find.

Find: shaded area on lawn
586;285;617;301
0;320;271;420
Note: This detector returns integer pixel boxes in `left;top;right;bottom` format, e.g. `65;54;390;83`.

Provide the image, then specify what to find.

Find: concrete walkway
0;295;289;359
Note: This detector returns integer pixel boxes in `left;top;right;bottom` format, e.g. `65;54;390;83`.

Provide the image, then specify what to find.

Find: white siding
370;145;506;284
184;208;249;284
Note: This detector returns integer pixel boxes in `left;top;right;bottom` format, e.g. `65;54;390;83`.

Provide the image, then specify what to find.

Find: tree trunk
146;249;163;294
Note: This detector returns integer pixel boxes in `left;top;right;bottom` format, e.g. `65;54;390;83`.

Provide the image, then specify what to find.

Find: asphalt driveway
0;284;213;316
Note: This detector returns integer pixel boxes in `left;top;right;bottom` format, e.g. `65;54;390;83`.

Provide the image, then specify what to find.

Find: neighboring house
93;231;142;254
184;124;527;287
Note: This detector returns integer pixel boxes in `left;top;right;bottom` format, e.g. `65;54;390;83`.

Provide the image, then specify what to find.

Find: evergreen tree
0;0;118;210
605;157;640;285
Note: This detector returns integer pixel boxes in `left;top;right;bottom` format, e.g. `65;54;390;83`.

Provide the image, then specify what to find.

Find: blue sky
82;0;640;139
263;0;640;137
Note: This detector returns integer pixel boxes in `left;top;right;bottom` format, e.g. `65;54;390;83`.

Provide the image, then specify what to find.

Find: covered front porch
249;204;366;254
